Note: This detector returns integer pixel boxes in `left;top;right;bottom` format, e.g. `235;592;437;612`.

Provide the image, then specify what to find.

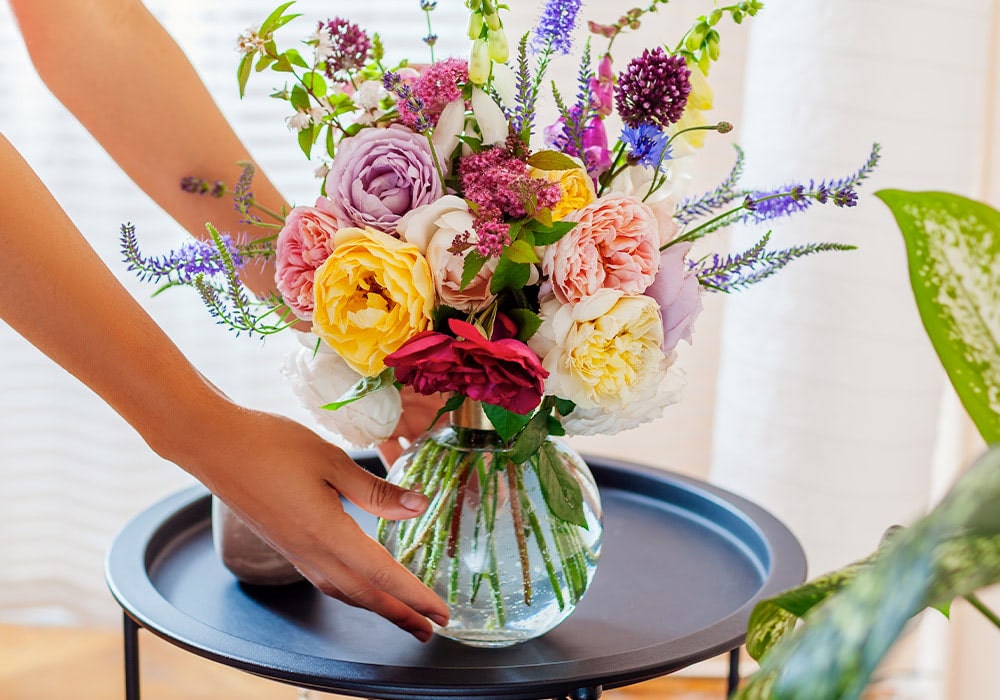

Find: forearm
0;132;229;474
10;0;286;297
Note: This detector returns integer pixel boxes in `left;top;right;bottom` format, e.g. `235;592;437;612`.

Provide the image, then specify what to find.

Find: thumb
335;460;429;520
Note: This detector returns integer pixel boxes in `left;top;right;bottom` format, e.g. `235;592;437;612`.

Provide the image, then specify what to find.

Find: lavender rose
644;242;703;354
324;124;443;234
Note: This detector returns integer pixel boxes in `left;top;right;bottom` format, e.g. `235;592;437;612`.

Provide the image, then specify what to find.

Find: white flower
282;333;402;448
286;110;311;132
529;290;668;411
561;362;685;435
311;28;334;64
314;162;331;179
491;63;518;111
432;99;466;168
397;196;498;311
355;80;385;111
471;87;507;146
308;104;330;123
237;28;265;55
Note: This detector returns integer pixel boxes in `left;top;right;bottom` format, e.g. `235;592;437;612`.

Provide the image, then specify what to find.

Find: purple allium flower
621;123;672;170
530;0;583;55
615;48;691;128
319;18;371;79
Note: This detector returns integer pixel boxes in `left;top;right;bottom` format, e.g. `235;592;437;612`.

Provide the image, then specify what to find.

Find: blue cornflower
530;0;583;55
621;123;672;170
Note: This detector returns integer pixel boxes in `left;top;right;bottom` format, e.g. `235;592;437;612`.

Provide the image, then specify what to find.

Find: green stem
966;593;1000;630
517;471;565;611
662;190;813;251
506;461;532;606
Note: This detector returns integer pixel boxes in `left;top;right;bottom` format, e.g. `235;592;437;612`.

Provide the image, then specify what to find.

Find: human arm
9;0;285;299
0;132;448;640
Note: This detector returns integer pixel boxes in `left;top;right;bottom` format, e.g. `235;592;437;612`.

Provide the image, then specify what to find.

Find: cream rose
528;290;668;411
397;196;498;312
312;227;434;376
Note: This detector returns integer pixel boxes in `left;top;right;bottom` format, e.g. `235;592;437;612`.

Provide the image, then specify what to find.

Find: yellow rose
312;227;434;377
529;165;596;221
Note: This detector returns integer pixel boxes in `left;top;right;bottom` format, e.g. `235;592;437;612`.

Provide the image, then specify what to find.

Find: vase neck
450;400;493;431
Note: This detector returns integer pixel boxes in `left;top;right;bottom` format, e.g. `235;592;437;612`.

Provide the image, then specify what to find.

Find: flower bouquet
122;0;878;646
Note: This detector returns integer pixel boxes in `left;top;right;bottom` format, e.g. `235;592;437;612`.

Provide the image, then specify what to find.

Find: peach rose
541;193;660;304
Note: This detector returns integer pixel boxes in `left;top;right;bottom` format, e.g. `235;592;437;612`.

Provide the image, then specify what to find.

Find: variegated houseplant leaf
737;189;1000;698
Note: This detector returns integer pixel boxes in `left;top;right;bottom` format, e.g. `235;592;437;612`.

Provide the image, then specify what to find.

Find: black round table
105;455;806;700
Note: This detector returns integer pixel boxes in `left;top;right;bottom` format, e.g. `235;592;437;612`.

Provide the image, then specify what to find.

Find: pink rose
645;242;703;354
274;199;340;319
323;124;443;234
385;318;548;415
542;193;661;305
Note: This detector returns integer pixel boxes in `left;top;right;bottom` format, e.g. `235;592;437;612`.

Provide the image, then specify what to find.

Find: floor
0;624;729;699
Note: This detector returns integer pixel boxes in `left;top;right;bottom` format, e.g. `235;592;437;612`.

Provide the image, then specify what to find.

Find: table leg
726;647;740;697
124;612;141;700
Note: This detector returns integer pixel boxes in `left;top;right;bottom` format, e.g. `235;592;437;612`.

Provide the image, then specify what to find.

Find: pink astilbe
398;58;469;129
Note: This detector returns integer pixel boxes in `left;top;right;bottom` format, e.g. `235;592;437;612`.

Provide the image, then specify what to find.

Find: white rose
397;197;498;311
529;290;668;411
561;362;685;435
282;333;402;448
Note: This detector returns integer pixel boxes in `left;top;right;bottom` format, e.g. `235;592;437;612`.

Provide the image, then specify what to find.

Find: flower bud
484;11;502;31
467;11;484;39
468;38;491;85
487;28;509;63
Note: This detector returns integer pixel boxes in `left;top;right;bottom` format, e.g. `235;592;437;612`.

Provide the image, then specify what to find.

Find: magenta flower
589;55;615;117
398;58;469;129
319;18;372;79
385;318;548;415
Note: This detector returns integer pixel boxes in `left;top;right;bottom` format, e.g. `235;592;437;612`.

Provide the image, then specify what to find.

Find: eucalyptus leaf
737;445;1000;700
875;190;1000;442
321;368;395;410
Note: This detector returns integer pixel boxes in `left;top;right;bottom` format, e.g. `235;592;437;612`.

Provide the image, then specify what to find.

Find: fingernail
429;613;449;627
400;490;428;512
413;628;432;643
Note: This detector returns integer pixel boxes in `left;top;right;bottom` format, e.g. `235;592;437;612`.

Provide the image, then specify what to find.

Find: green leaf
255;53;276;72
506;308;542;342
237;52;253;98
483;403;532;442
460;250;489;291
302;71;328;97
737;445;1000;700
875;190;1000;442
428;393;465;432
533;442;587;528
321;368;396;410
290;84;310;111
297;124;316;159
284;48;310;69
526;149;581;171
553;397;576;417
507;408;550;463
529;220;576;246
325;123;336;159
259;2;297;35
489;253;531;294
506;239;541;264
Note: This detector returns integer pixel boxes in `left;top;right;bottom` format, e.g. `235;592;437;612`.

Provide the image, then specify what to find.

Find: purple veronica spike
530;0;583;55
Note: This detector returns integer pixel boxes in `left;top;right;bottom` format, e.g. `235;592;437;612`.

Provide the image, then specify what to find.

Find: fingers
292;510;450;642
331;460;429;521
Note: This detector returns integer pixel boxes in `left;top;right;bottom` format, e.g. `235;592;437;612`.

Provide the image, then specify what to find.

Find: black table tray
106;455;805;700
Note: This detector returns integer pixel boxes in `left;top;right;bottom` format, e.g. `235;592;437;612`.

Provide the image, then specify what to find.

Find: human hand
377;386;448;467
178;402;450;642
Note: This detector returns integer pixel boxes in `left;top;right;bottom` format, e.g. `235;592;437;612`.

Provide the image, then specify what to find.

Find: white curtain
0;1;996;696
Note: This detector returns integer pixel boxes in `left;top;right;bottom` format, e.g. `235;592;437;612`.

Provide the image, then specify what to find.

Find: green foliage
737;446;1000;700
534;442;588;528
320;368;396;411
483;403;532;442
875;190;1000;443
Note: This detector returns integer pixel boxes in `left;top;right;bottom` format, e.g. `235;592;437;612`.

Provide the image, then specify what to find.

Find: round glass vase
378;401;604;647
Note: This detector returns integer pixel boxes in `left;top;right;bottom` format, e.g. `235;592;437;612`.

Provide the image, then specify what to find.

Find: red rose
383;331;460;396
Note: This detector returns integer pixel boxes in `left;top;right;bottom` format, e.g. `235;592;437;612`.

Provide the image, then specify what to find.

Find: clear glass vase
211;495;304;586
378;402;603;647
